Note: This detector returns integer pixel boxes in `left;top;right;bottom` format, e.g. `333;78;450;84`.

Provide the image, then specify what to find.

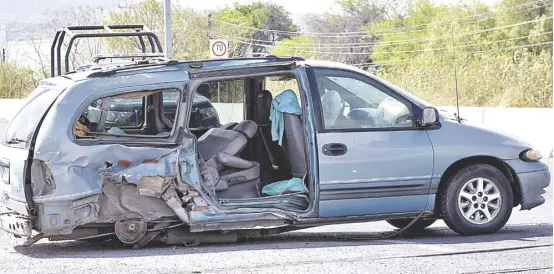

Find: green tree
210;2;299;57
0;63;37;98
364;0;552;107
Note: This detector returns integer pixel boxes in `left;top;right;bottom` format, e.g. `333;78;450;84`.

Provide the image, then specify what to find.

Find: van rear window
2;87;58;149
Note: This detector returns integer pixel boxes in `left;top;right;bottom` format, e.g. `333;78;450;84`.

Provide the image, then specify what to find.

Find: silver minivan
0;32;549;246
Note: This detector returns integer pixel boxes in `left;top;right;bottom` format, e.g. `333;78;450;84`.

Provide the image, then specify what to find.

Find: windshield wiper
6;138;28;144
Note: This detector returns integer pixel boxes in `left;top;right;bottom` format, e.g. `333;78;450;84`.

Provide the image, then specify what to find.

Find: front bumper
517;168;550;210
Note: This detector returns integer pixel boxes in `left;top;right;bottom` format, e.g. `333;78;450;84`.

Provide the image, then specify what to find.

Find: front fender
427;119;531;179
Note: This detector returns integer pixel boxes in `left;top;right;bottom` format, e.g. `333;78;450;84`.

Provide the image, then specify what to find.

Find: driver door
311;68;434;217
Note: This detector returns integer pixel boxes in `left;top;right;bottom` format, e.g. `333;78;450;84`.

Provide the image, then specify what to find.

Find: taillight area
0;158;9;185
0;166;8;185
31;160;56;196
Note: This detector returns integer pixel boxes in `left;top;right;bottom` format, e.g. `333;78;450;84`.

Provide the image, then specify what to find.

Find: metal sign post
0;24;6;63
164;0;172;59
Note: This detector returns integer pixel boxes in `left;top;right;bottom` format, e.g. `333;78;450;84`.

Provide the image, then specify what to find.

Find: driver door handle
322;143;347;156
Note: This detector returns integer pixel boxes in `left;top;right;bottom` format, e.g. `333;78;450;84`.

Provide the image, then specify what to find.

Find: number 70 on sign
209;39;229;59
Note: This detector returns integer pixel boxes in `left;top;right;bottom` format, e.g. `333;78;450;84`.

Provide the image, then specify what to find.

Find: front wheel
386;218;437;232
440;164;513;235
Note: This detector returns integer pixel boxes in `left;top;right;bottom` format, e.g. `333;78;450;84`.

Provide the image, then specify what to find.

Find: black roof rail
84;56;306;79
86;60;181;78
50;25;163;77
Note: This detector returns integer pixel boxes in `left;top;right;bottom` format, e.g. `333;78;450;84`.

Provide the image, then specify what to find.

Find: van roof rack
50;25;163;77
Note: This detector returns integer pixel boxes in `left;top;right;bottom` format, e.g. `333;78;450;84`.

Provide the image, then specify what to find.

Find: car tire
440;164;513;235
386;218;437;231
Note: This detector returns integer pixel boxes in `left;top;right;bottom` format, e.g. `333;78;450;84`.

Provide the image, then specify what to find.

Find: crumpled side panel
33;144;177;203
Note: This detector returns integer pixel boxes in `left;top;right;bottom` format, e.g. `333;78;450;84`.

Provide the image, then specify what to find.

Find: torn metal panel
137;176;172;198
33;144;178;204
99;182;177;222
190;217;292;233
162;185;190;224
30;160;56;197
101;150;179;185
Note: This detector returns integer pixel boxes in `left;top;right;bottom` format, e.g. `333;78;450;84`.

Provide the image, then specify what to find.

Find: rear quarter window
2;87;60;149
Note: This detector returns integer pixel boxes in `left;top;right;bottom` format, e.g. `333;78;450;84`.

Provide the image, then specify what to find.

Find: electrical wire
238;29;553;52
349;41;553;67
210;0;551;37
223;30;553;55
216;16;553;49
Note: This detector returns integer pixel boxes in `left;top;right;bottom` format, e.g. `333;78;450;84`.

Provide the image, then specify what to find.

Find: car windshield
2;87;59;149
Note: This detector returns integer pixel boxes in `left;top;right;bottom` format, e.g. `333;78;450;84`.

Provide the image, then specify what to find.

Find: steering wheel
347;109;375;128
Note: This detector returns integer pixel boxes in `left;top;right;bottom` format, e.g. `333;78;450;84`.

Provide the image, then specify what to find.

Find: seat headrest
197;83;211;98
233;120;258;138
321;90;342;128
256;90;273;123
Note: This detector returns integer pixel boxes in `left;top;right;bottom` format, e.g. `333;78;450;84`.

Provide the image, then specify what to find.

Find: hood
428;119;531;161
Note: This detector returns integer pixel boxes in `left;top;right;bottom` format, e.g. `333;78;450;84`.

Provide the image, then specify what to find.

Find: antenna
450;24;461;123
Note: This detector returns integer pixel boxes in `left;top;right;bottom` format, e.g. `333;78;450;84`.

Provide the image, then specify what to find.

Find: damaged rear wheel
115;212;148;245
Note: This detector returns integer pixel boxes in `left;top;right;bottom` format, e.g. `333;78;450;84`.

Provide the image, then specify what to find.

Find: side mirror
421;107;440;127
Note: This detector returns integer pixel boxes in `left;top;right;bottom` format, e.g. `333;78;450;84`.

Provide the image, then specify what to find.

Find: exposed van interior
72;72;310;211
194;74;310;211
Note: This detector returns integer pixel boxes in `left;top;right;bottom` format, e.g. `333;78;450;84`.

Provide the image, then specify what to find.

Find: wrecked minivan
0;25;550;247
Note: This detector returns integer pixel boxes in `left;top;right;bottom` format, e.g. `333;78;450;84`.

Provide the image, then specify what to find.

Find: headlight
520;148;543;162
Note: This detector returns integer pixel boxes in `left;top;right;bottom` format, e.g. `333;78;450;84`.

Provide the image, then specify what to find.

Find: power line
217;15;553;49
223;26;552;55
350;41;553;67
364;0;551;35
463;40;553;54
210;0;551;37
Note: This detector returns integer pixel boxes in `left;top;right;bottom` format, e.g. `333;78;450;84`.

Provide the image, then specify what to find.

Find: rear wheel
386;218;437;231
440;164;513;235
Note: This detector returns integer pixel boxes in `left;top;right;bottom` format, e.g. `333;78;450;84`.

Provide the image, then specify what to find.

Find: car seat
197;120;261;199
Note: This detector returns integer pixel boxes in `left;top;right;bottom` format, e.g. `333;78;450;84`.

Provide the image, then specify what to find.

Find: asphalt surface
0;119;551;274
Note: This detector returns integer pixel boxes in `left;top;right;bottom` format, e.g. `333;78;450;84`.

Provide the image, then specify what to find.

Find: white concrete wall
212;103;244;125
0;99;25;120
1;99;551;156
439;106;553;158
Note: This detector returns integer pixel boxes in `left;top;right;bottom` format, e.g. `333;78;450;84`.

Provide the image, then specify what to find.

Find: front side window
314;69;414;130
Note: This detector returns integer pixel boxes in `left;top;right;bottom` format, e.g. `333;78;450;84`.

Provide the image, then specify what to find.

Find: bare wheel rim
457;177;502;225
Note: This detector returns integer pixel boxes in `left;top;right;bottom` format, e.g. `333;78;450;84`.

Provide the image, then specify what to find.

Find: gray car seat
282;111;307;178
255;90;291;179
197;120;261;199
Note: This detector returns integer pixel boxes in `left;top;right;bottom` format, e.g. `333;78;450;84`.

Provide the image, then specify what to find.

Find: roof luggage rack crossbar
50;25;164;77
91;53;165;63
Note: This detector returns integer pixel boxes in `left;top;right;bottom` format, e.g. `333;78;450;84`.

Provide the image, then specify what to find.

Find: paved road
0;120;551;273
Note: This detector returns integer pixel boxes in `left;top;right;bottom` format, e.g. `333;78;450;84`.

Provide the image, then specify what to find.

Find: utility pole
0;24;6;63
164;0;173;59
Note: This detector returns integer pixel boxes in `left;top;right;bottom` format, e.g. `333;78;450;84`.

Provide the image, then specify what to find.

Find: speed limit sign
209;39;229;59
